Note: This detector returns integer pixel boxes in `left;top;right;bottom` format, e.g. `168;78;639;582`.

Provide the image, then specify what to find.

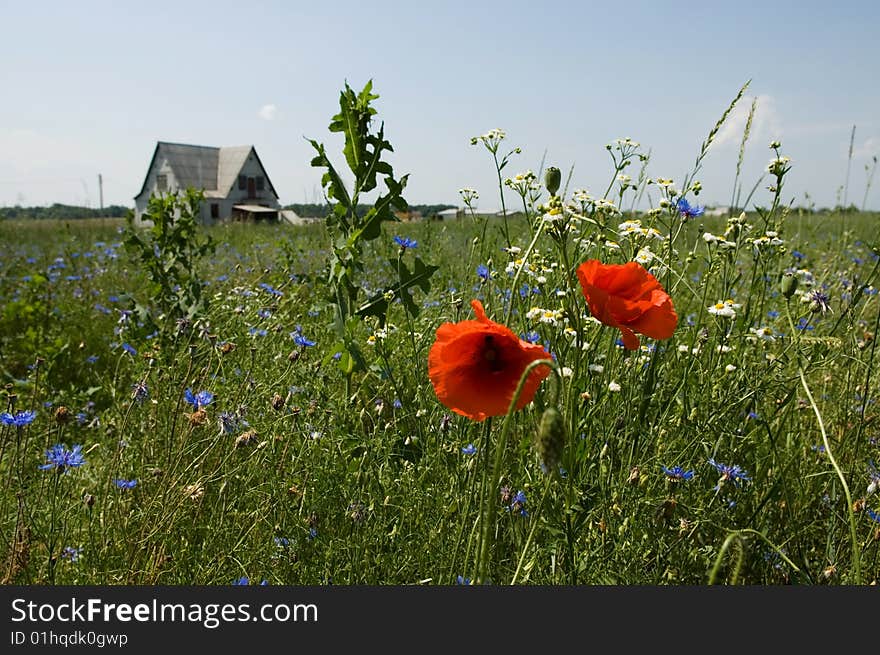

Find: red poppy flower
428;300;551;422
576;259;677;350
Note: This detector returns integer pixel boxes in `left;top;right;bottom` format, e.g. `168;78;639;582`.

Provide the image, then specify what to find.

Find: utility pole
98;174;104;211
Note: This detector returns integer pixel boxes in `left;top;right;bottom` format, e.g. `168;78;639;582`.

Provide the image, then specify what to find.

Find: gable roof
135;141;279;200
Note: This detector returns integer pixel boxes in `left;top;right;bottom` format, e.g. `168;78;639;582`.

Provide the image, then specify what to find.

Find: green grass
1;204;879;586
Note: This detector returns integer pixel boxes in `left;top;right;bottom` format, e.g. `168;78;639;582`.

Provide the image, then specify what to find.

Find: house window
210;203;219;219
256;176;265;191
156;174;167;192
238;175;247;190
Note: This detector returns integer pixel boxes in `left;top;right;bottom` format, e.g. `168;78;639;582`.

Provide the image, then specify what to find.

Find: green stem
708;528;802;584
504;221;547;327
510;473;553;584
475;358;560;584
785;301;861;583
492;152;512;249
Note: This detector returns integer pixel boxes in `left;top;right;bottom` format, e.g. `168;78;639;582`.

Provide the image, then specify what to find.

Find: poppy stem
475;358;561;584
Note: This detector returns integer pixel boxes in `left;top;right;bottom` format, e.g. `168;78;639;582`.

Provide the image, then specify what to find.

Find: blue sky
2;0;878;210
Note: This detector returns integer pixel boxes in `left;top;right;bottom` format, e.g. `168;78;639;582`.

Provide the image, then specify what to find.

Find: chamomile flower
634;247;654;265
708;300;741;319
537;309;563;326
749;326;776;342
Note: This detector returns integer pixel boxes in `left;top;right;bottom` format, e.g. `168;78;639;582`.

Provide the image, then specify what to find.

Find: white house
436;207;461;220
134;141;281;224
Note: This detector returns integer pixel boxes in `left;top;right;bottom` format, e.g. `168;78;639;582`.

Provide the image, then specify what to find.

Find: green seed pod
544;167;561;196
536;406;566;474
781;272;799;299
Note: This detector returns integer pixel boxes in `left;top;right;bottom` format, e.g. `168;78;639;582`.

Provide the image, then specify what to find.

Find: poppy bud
781;272;798;299
536;406;566;473
544;167;561;196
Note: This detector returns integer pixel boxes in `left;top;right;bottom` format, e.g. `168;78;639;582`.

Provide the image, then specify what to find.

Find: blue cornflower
796;317;814;331
676;197;705;219
307;527;318;540
217;411;244;436
476;264;490;281
792;250;805;261
274;537;290;548
1;409;37;427
86;355;99;364
131;381;149;404
392;398;402;409
114;478;137;489
520;331;540;344
662;465;695;482
184;389;214;409
456;575;472;585
257;308;272;319
509;490;528;517
39;444;86;472
61;546;82;563
121;343;137;356
868;508;880;523
248;327;268;337
767;310;780;319
461;443;477;455
293;334;316;347
258;282;283;296
393;235;417;250
708;458;750;488
232;577;250;585
806;289;831;314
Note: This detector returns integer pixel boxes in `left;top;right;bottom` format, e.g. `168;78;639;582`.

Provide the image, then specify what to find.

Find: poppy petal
428;301;551;421
618;325;641;350
577;259;677;348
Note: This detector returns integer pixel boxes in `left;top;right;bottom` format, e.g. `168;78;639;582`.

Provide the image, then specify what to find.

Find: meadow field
1;92;879;586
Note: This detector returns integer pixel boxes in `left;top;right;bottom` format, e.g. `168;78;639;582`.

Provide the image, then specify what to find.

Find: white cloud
853;136;880;160
258;104;278;121
713;95;780;149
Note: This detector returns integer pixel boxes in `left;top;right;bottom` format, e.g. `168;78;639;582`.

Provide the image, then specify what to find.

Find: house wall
225;153;280;209
133;156;181;225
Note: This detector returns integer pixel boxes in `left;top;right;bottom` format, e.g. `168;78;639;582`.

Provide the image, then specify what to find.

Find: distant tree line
0;202;461;222
0;204;131;220
284;203;456;218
